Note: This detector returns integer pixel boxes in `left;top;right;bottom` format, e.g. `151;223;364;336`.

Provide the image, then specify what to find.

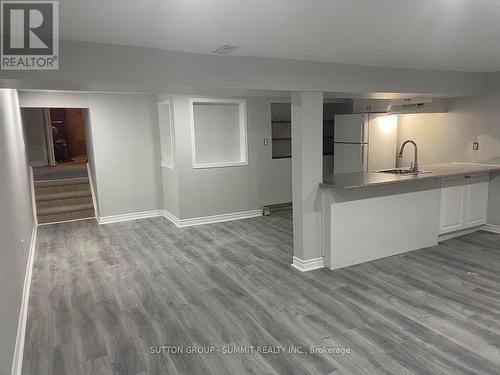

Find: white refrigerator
332;113;398;174
333;114;369;174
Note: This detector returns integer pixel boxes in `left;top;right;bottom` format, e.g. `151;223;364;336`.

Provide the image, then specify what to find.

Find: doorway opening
21;107;95;224
49;108;88;167
21;107;90;181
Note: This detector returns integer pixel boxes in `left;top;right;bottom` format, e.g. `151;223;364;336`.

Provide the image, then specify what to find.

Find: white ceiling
60;0;500;73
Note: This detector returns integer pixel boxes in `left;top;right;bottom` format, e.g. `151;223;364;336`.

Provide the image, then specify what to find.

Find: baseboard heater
262;202;292;216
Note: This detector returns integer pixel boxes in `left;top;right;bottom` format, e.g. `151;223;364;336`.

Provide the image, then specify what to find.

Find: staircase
35;177;95;224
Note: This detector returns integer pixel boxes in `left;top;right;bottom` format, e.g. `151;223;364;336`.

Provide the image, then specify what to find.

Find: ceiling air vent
211;45;239;55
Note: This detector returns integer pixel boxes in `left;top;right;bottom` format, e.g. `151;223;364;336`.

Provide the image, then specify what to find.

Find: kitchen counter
320;162;500;190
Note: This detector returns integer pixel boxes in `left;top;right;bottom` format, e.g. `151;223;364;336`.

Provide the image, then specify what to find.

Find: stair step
35;182;90;197
37;203;94;216
34;177;89;187
36;190;91;201
36;195;93;209
37;209;95;224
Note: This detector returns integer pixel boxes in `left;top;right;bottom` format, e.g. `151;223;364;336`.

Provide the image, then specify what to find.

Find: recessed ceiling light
211;45;239;55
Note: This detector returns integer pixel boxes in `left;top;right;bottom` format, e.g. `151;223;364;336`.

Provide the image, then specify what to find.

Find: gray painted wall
172;95;259;219
164;95;293;220
0;89;34;375
20;108;46;165
397;91;500;225
0;40;488;97
19;91;163;218
87;93;162;217
161;167;180;217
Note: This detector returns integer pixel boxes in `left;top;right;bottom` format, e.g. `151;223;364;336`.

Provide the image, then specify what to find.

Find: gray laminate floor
22;213;500;374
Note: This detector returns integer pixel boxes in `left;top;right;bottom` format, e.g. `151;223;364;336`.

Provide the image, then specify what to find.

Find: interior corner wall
20;108;47;165
87;93;162;217
161;167;180;217
156;95;180;218
83;108;99;214
0;89;34;375
19;91;163;218
256;98;293;206
396;91;500;225
167;95;292;220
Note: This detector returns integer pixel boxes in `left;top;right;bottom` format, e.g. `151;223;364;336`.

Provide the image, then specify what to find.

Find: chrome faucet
398;140;418;173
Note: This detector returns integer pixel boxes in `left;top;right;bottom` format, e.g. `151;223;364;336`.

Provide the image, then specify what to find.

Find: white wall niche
189;98;248;169
157;99;175;169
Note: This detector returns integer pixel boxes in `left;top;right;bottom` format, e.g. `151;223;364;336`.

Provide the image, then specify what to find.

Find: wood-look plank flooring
22;213;500;374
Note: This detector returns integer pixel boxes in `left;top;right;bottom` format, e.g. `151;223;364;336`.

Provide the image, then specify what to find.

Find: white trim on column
291;256;324;272
99;209;164;225
86;163;99;221
157;99;175;169
482;224;500;234
163;209;262;227
160;161;174;169
28;166;37;226
11;224;37;375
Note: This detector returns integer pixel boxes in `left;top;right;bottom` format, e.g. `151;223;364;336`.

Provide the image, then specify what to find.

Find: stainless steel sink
374;168;431;175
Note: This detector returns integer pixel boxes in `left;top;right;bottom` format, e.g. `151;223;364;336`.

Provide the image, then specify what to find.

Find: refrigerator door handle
360;144;364;166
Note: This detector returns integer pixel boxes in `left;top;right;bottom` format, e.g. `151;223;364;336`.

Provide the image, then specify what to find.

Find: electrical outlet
473;142;479;151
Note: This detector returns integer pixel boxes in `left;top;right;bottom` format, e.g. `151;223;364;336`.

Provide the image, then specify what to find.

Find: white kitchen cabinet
439;176;465;233
439;174;489;234
464;174;489;227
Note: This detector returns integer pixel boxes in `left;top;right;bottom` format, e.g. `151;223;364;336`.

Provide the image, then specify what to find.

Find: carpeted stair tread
37;203;94;216
34;177;89;187
36;190;91;201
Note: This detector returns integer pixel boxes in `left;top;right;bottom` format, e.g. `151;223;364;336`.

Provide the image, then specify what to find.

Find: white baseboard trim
163;210;182;227
291;256;324;272
99;209;164;225
11;224;37;375
163;209;262;227
482;224;500;234
86;163;99;221
439;226;483;241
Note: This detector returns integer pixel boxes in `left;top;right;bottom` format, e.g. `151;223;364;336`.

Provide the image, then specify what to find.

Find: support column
291;92;324;271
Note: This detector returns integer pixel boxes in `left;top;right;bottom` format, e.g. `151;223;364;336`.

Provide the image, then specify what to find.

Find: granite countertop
320;162;500;190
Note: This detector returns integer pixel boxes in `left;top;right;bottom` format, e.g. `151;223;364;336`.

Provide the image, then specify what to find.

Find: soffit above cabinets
351;98;448;114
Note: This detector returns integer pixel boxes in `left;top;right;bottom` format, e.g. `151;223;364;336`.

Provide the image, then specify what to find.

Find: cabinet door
464;174;489;227
439;177;465;234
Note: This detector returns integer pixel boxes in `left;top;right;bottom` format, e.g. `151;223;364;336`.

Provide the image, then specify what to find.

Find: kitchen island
320;162;500;270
